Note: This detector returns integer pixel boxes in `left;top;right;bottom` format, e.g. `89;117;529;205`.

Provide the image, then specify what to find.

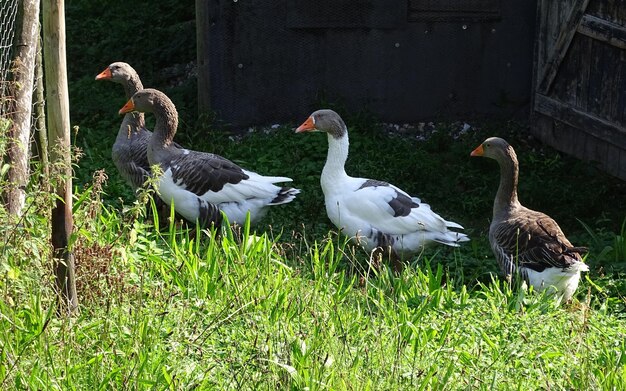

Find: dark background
68;0;536;128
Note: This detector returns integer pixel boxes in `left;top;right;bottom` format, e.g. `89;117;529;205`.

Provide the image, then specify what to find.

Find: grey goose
95;62;155;189
471;137;589;302
119;88;299;227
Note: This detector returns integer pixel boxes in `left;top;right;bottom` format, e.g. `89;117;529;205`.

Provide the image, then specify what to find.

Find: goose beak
296;116;315;133
470;144;484;157
119;99;135;114
95;67;112;80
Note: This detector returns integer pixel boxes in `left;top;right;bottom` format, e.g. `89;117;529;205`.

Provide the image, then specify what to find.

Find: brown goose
296;109;468;268
96;62;154;189
471;137;588;301
119;88;299;226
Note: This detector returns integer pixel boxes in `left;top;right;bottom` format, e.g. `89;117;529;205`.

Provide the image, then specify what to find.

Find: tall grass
1;180;625;389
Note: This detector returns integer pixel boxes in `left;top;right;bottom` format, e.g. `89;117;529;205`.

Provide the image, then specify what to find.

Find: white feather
525;262;589;302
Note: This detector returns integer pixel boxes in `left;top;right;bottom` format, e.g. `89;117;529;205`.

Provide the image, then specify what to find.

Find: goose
296;109;469;269
119;88;300;227
95;62;154;189
471;137;589;302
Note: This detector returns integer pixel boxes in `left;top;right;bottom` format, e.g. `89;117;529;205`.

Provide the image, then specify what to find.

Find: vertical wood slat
620;148;626;179
537;0;591;94
196;0;211;116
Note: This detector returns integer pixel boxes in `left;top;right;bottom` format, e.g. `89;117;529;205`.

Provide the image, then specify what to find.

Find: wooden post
42;0;77;313
196;0;211;116
7;0;40;216
35;34;49;186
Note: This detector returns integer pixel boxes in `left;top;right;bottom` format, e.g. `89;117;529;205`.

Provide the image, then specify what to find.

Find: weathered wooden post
42;0;78;313
7;0;40;216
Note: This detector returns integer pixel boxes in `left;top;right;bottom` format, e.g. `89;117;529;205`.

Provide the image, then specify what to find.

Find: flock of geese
96;62;589;303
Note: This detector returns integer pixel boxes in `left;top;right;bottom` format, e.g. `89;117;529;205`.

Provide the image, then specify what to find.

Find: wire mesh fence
0;0;19;117
1;0;48;214
0;0;19;162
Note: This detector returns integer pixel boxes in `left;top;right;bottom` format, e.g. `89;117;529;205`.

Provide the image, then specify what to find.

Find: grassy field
1;117;625;389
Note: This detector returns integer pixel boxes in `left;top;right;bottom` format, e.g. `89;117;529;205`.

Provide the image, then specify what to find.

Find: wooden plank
550;34;582;107
577;14;626;49
605;141;621;177
195;0;211;115
586;0;626;27
537;0;591;94
534;93;626;147
408;0;500;22
287;0;405;29
620;149;626;180
576;36;592;113
585;130;608;165
532;113;626;181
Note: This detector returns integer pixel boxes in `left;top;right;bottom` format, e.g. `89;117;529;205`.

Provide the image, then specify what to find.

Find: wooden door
532;0;626;179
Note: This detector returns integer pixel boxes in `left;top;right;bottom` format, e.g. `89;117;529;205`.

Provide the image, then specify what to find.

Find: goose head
119;88;163;115
470;137;515;162
95;62;138;84
296;109;347;139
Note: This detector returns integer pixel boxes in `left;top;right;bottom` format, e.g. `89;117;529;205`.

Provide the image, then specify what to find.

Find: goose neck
149;98;178;150
493;150;520;220
321;132;349;190
123;73;144;99
123;75;146;129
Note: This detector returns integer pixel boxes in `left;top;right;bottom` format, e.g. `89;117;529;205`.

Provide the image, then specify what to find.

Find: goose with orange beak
95;62;156;190
119;88;299;227
296;109;469;271
471;137;589;302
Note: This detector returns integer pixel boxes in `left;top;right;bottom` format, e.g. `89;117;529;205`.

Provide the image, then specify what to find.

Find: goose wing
341;179;449;235
491;211;586;272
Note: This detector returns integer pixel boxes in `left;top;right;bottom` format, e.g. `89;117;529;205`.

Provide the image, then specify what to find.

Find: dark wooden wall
199;0;536;127
532;0;626;180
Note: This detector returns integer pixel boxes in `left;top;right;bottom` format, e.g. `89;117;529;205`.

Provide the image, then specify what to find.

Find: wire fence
0;0;19;114
0;0;19;161
1;0;48;201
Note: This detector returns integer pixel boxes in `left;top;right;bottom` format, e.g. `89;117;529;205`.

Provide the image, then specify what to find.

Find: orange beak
119;99;135;115
95;67;112;80
470;144;484;157
295;116;315;133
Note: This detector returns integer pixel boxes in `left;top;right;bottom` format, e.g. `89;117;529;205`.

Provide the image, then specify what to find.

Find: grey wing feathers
168;151;249;196
491;213;586;273
112;132;151;189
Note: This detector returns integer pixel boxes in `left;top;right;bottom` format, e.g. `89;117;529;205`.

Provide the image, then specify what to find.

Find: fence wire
1;0;47;178
0;0;19;164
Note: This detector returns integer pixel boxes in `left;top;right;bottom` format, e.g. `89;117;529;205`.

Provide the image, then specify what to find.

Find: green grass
13;0;620;387
1;198;625;389
1;119;626;389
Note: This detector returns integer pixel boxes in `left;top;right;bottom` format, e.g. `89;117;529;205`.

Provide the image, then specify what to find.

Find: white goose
471;137;589;302
119;88;300;227
296;109;469;268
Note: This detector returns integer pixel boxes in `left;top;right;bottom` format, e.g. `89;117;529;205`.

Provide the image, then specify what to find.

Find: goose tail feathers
270;187;301;205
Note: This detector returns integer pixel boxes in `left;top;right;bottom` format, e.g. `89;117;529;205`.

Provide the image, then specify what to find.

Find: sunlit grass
0;186;625;389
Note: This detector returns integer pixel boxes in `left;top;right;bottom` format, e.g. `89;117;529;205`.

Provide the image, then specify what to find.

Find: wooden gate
532;0;626;180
